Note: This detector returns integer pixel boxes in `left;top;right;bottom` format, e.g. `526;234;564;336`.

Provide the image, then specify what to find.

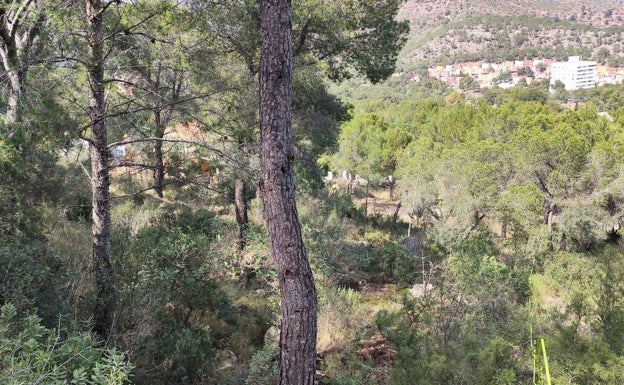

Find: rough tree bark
258;0;317;384
86;0;115;340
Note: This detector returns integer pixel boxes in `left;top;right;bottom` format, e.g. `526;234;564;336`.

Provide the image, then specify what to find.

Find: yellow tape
534;338;552;385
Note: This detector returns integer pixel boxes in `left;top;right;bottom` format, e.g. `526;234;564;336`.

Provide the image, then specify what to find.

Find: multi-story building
550;56;597;91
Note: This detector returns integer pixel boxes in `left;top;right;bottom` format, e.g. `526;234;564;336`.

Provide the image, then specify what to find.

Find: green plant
0;303;134;385
329;191;358;219
317;286;364;352
115;209;241;384
0;242;66;326
245;345;279;385
358;231;418;284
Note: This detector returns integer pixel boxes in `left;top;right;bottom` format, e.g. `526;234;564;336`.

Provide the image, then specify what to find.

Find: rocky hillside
399;0;624;25
395;0;624;77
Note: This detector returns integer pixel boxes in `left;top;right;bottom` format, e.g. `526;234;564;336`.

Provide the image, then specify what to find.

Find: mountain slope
330;1;624;101
397;0;624;72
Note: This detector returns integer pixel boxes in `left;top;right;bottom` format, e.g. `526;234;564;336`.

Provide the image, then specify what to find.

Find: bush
0;303;133;385
376;293;526;385
359;231;418;284
329;191;358;219
317;286;364;352
558;206;602;251
115;209;238;384
0;242;65;326
373;229;532;385
245;345;279;385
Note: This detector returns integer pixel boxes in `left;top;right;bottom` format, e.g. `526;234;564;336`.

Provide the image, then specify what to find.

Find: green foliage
4;1;624;384
323;84;624;382
293;0;409;83
558;205;603;251
0;133;27;238
328;191;359;219
293;64;353;189
494;70;512;84
551;338;624;384
0;242;65;326
578;84;624;118
594;246;624;355
198;0;408;85
376;295;526;385
330;113;413;184
359;231;418;284
375;297;432;385
453;232;531;306
459;74;476;90
534;247;624;383
374;232;530;385
344;1;409;84
593;46;611;64
0;303;133;385
0;120;66;240
498;183;543;244
245;344;279;385
116;208;234;384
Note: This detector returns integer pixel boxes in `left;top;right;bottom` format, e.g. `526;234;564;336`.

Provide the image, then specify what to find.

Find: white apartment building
550;56;597;91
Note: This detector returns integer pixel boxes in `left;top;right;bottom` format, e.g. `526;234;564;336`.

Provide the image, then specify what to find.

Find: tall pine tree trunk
258;1;317;384
86;0;115;340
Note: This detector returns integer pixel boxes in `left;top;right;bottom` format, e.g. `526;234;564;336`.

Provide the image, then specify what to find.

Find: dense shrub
245;345;279;385
116;209;233;384
359;231;418;284
0;303;133;385
0;243;65;326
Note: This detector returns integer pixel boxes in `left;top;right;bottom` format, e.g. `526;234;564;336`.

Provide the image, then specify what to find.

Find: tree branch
106;137;251;172
7;0;37;42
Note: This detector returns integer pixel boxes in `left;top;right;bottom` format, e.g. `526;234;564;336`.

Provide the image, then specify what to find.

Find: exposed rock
409;283;434;298
214;349;238;370
264;325;280;349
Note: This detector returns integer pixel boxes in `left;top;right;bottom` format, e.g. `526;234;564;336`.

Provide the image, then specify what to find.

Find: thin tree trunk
153;108;165;198
462;210;486;240
234;178;248;250
543;200;556;251
1;35;22;125
235;139;250;250
5;79;23;124
86;0;115;341
258;1;317;384
393;201;401;224
153;139;164;198
364;180;369;222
